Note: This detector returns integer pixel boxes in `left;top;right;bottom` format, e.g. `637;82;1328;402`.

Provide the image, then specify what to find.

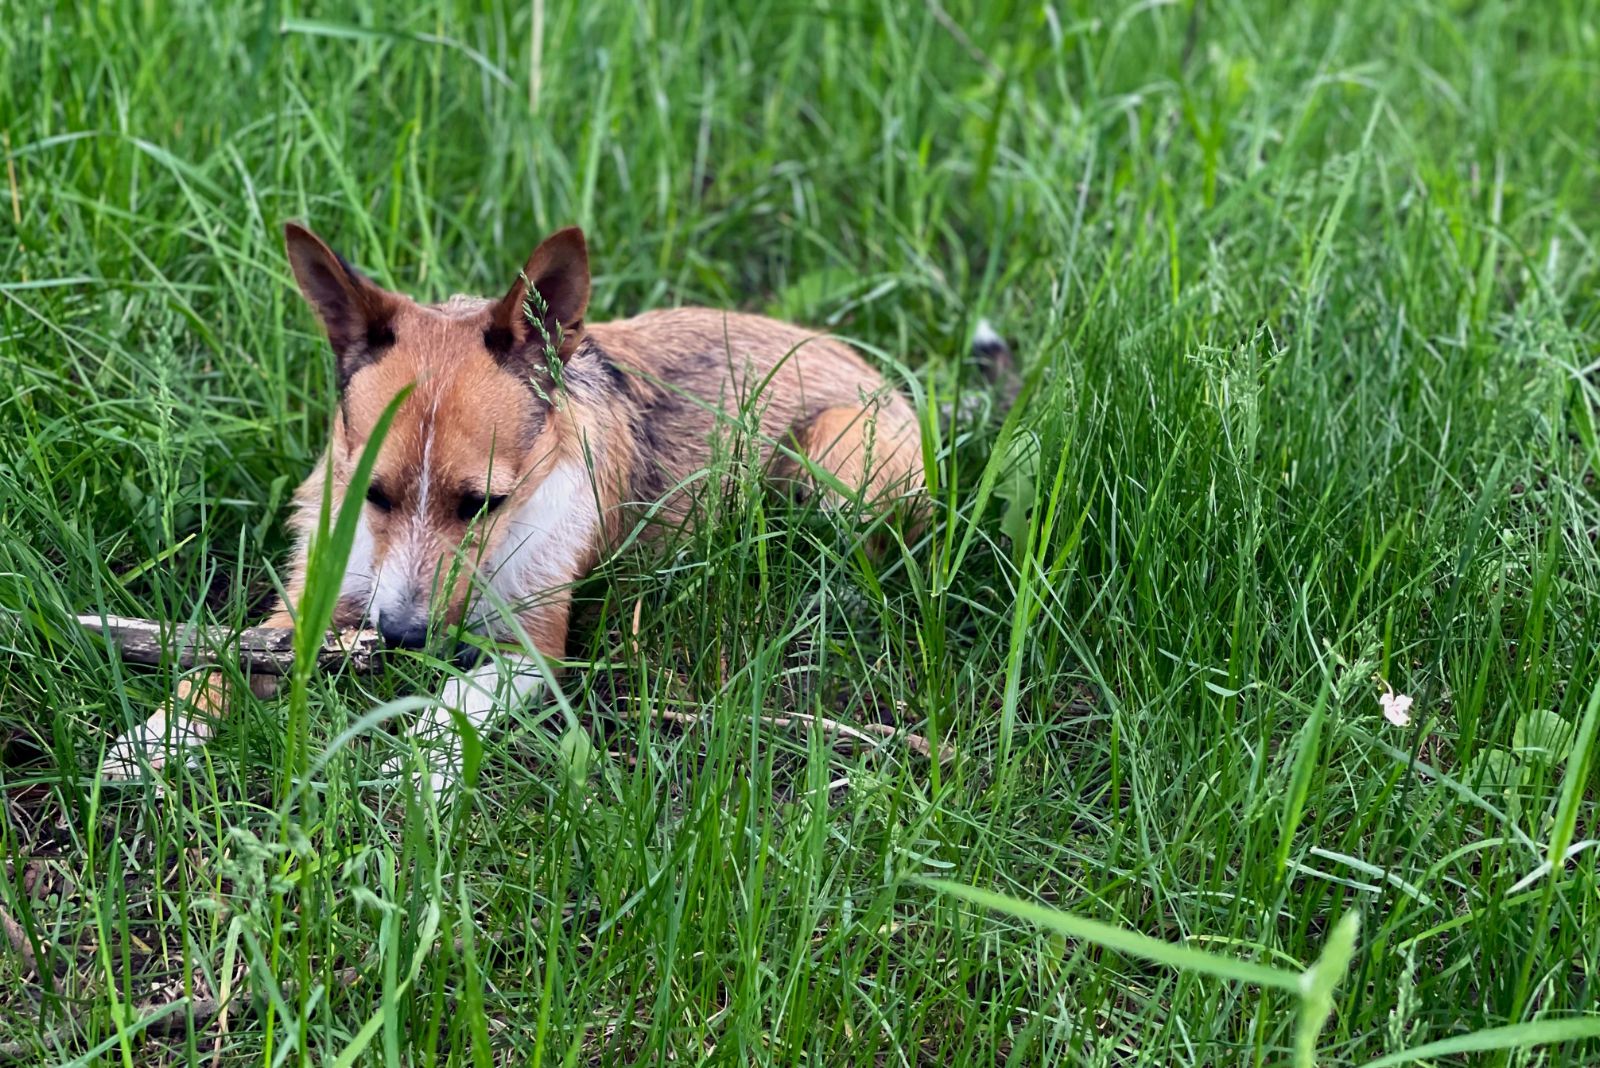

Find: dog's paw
100;712;211;782
100;733;162;782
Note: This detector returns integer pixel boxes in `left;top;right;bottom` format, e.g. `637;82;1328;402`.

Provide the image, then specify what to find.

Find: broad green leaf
1470;747;1525;809
559;723;596;797
1512;708;1576;767
767;266;857;323
995;430;1041;547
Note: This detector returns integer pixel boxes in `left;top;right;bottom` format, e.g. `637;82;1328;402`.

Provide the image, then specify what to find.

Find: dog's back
586;308;923;526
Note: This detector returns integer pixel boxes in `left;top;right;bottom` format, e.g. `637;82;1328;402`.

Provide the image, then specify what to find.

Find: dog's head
284;222;591;648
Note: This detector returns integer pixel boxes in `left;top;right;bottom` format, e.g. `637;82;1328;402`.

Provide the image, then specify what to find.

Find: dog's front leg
391;601;571;797
394;653;547;797
101;608;293;779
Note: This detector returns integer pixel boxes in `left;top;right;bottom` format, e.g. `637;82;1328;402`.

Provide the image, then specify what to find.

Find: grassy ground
2;0;1599;1063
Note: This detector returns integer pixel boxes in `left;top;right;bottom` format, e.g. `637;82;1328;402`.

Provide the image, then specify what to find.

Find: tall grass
1;0;1597;1064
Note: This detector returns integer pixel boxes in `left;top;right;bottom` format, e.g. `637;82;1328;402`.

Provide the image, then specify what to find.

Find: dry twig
0;905;36;978
656;707;953;763
74;614;381;676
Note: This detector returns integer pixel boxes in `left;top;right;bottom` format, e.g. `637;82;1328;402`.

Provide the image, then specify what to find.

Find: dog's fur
102;224;931;788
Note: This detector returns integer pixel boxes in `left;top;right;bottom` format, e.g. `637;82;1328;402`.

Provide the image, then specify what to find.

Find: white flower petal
1379;691;1414;727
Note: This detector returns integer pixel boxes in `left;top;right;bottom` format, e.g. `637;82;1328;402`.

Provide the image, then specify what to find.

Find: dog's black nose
378;615;429;650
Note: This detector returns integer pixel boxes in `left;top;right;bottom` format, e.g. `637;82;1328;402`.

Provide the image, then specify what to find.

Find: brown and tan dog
103;223;952;791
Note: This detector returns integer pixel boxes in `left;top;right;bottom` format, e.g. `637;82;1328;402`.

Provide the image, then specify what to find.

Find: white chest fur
472;458;599;629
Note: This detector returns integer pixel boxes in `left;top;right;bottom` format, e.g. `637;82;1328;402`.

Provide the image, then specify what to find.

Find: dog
101;222;990;791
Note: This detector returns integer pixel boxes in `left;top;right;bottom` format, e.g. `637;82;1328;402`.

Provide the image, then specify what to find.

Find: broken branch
655;707;954;763
73;614;382;676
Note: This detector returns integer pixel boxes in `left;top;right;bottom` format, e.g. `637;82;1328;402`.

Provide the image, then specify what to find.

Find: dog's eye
457;493;509;523
365;485;393;512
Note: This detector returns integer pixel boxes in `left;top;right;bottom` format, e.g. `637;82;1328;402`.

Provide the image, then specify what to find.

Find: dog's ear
486;227;590;364
284;222;398;388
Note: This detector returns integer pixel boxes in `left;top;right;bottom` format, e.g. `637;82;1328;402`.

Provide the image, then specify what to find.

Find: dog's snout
379;612;429;650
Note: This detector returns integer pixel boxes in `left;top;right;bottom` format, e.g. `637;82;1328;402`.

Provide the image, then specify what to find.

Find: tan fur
587;309;921;523
101;225;923;783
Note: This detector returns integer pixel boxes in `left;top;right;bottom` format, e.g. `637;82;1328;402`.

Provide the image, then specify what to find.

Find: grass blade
922;879;1301;992
1359;1018;1600;1068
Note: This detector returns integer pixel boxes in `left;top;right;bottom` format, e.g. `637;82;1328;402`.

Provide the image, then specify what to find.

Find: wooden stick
655;707;954;763
0;905;35;979
71;614;953;760
73;614;382;676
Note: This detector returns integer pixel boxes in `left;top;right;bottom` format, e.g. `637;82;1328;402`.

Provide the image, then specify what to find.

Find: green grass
2;0;1599;1063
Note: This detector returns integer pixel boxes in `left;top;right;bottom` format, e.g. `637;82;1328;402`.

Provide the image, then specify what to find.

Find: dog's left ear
487;227;590;363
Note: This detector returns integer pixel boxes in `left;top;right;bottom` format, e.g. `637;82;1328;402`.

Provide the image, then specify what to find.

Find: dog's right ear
284;222;398;388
